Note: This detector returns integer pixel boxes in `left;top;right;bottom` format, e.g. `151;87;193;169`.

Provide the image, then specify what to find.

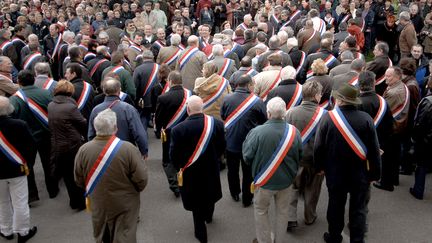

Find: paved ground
2;133;432;243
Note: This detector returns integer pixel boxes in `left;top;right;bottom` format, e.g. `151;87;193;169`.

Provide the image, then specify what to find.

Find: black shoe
205;217;213;224
174;191;180;198
231;194;240;202
373;182;394;192
18;227;37;243
409;188;423;200
242;200;252;208
48;189;59;199
28;196;39;205
0;232;14;240
286;221;298;231
323;232;342;243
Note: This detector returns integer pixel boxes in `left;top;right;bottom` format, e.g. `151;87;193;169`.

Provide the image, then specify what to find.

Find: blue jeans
412;164;430;198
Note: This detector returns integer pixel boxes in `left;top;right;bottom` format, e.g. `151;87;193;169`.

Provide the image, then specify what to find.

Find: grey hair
399;11;411;21
351;58;366;71
268;36;280;49
170;34;181;46
340;51;354;61
28;34;38;42
62;31;75;41
280;66;297;80
94;109;117;136
98;31;109;39
0;96;14;116
0;56;11;65
34;62;51;75
212;44;224;56
187;95;203;114
286;38;298;48
277;31;288;42
285;27;294;38
96;45;109;54
102;78;121;95
141;50;154;59
266;97;286;119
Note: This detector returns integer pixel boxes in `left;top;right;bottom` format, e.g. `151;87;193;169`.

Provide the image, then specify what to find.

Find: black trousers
192;203;214;243
27;137;57;201
380;135;401;186
327;184;370;243
226;151;253;203
162;133;179;193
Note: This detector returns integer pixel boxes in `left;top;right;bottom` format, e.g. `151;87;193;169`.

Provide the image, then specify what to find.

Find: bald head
103;78;121;95
187;95;203;115
0;96;14;116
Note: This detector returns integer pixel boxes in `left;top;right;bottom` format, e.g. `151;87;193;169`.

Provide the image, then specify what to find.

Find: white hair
187;95;203;114
170;34;181;46
0;96;14;116
340;50;354;61
286;37;298;48
62;31;75;41
94;109;117;136
96;45;109;54
244;14;252;21
187;35;199;45
277;31;288;42
212;44;224;56
280;66;297;80
266;97;287;119
399;11;411;21
98;31;109;39
34;62;51;75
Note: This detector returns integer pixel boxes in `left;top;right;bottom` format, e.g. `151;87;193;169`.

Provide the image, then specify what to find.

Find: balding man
208;44;238;80
176;35;208;91
170;95;225;243
86;46;111;90
256;36;293;72
34;62;58;93
297;20;321;54
329;50;354;77
0;96;38;242
157;34;183;70
332;58;365;90
267;66;303;110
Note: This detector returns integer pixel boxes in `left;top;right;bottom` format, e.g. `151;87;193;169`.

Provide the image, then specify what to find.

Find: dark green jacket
9;85;52;143
243;119;302;190
102;65;136;100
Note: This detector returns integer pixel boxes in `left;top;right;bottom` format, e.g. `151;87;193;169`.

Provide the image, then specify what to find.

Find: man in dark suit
267;66;303;110
170;95;225;243
220;74;266;207
314;83;381;243
155;71;192;197
86;46;111;92
366;42;393;95
256;36;293;72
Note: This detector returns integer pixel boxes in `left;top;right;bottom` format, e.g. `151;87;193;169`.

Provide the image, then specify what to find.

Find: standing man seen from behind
243;97;302;243
220;74;267;207
314;83;381;243
0;96;38;242
170;96;225;243
74;109;148;243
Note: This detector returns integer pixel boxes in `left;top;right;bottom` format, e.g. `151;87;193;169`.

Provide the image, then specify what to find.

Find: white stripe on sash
296;51;306;74
0;74;13;83
77;82;92;110
374;95;387;127
52;33;62;59
163;49;181;65
119;91;127;101
392;84;409;119
184;115;214;168
261;70;282;101
42;78;55;90
301;107;326;145
286;83;302;110
111;65;125;74
0;41;12;51
23;52;42;70
0;131;26;166
348;75;359;86
218;59;233;77
85;136;123;196
142;64;159;97
203;78;229;109
329;107;367;160
166;89;192;129
179;47;199;70
14;90;49;126
224;93;260;129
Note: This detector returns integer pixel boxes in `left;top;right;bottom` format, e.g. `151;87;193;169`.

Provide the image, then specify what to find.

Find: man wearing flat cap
314;83;381;243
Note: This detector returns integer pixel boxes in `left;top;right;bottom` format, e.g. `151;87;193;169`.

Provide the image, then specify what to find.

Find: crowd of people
0;0;431;242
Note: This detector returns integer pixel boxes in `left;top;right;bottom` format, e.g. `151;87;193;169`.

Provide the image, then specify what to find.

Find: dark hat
141;39;152;48
331;83;361;105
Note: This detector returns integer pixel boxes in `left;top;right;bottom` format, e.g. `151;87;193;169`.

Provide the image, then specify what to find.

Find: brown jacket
176;46;208;91
0;73;18;97
399;22;417;54
297;27;321;54
253;66;282;99
157;45;181;70
383;81;410;134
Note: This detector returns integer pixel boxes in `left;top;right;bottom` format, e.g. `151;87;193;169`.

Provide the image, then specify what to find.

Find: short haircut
256;31;267;42
266;97;286;119
351;58;365;71
240;56;252;67
320;38;332;50
340;51;354;61
399;11;410;21
168;71;182;85
399;57;417;76
267;53;282;66
94;109;117;136
268;36;280;49
280;66;297;80
111;51;124;65
358;71;376;91
411;44;423;51
376;42;389;55
236;75;252;87
103;78;121;95
170;34;181;46
34;62;51;76
66;63;82;78
68;46;81;59
141;50;154;59
286;38;298;48
344;36;357;48
212;44;224;56
302;80;323;101
391;66;403;78
54;80;75;96
311;58;328;75
17;70;35;86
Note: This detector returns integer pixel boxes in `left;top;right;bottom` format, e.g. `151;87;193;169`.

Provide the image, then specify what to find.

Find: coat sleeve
128;107;148;156
313;115;329;172
123;71;136;100
242;129;258;166
87;110;97;141
74;147;86;189
128;144;148;192
70;105;88;137
365;118;382;182
170;126;182;170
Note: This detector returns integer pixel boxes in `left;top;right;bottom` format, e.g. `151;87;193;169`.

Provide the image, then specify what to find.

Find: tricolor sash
360;19;366;32
84;136;123;196
161;82;170;94
84;52;96;62
89;59;109;77
329;106;367;160
224;93;260;129
179;47;199;70
119;91;127;101
14;90;48;126
375;58;393;85
223;49;232;58
391;84;410;119
348;75;359;86
166;88;192;129
199;37;209;49
288;10;301;24
238;23;248;30
23;52;42;70
320;99;330;109
252;124;297;188
0;41;12;52
324;54;337;68
0;130;27;167
218;59;233;77
51;33;62;59
341;14;351;23
203;78;229;109
286;83;303;110
325;17;335;25
163;48;181;66
130;44;141;53
260;70;282;101
179;44;186;50
318;19;326;35
12;38;25;45
42;78;55;91
142;64;159;97
77;82;92;110
301;107;326;145
374;95;387;127
246;68;258;78
110;65;125;74
79;44;88;52
304;30;318;46
296;51;306;73
154;40;165;49
177;115;214;186
270;14;279;25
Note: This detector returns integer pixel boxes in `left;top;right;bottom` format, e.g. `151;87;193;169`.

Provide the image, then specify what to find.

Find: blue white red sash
207;52;214;60
42;78;55;91
286;83;303;110
223;49;232;58
163;48;181;66
360;19;366;32
318;19;326;35
154;40;165;49
374;95;387;127
288;10;301;24
238;23;248;30
325;17;335;25
89;59;109;77
348;75;359;86
166;88;192;129
130;44;141;53
0;74;13;83
179;44;186;50
341;14;351;23
253;124;297;187
320;99;330;109
85;136;123;196
12;37;25;45
392;84;409;119
199;37;209;49
79;44;88;52
51;33;62;59
14;90;48;126
23;52;42;70
246;68;258;77
218;59;233;77
355;52;364;60
261;70;282;101
84;52;96;62
161;82;170;94
77;82;92;110
224;93;260;129
142;64;159;97
301;107;326;145
179;47;199;70
58;43;68;59
203;78;229;109
0;131;27;166
119;91;127;101
375;58;393;85
111;65;125;74
324;54;337;68
304;30;318;46
329;106;367;160
296;51;306;73
0;41;12;52
270;14;279;24
182;115;214;171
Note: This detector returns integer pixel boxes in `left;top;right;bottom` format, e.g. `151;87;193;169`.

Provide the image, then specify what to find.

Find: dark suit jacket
366;55;391;95
256;48;293;72
70;77;95;120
